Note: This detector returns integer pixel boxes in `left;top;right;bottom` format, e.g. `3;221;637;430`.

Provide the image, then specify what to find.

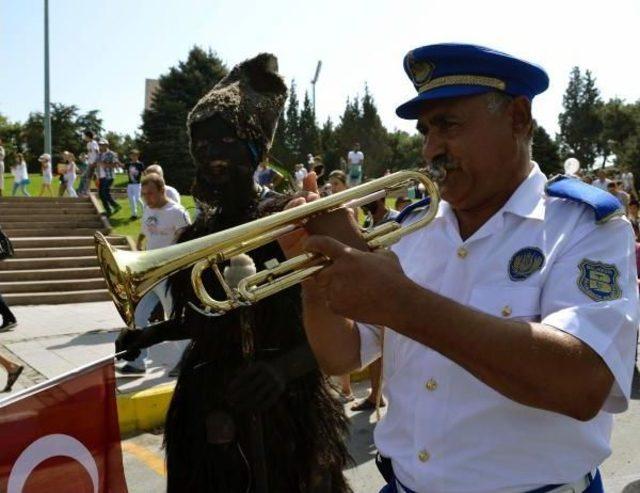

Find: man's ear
510;96;533;139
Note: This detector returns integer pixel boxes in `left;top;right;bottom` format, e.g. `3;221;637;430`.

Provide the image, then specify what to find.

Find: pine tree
558;67;604;169
298;91;320;164
532;121;560;176
359;84;391;177
140;47;227;192
284;80;301;164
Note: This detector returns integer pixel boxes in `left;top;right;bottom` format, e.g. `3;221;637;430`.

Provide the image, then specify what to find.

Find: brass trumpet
95;170;439;327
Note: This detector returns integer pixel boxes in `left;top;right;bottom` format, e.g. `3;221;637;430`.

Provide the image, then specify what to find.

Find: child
38;153;53;196
10;154;30;196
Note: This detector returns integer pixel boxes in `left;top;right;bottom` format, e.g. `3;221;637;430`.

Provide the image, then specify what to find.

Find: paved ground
0;301;181;397
1;301;639;491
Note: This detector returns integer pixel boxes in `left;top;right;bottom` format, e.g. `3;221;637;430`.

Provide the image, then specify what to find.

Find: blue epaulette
545;175;624;224
395;197;432;223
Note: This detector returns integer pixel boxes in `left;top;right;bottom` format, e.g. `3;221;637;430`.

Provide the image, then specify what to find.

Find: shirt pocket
468;285;541;322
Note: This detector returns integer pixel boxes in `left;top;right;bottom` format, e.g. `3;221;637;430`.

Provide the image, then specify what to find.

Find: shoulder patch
545;175;624;224
577;259;622;302
509;247;545;281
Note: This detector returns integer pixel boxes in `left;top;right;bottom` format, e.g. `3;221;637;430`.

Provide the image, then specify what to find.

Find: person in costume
117;53;351;493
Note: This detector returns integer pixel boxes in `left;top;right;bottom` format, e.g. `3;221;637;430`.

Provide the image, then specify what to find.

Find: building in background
144;79;160;110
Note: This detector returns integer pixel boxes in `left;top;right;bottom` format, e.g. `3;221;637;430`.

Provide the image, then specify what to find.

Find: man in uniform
300;44;639;493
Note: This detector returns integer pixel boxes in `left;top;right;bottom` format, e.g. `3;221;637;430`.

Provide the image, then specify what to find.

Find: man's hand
304;235;412;327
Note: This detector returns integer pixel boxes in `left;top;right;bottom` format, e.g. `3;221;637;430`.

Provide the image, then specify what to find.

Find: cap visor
396;85;493;119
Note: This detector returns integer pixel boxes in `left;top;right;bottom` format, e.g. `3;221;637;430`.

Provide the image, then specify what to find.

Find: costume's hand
115;319;189;361
304;235;412;326
226;361;286;413
115;328;145;361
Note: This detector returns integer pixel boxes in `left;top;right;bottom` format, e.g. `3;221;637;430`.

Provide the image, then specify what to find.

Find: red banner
0;356;128;493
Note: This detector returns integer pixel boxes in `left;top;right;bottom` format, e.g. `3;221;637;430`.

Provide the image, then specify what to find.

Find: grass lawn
2;173;196;238
3;173;412;239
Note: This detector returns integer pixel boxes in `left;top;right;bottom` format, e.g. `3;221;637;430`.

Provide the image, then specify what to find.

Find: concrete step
0;196;92;203
0;278;106;293
0;202;96;214
4;289;111;305
3;228;107;237
13;246;96;258
0;256;99;270
11;236;129;248
2;220;103;229
0;213;98;222
0;266;103;281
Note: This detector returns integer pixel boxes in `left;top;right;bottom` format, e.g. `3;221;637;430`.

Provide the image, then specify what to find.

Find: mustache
426;155;456;183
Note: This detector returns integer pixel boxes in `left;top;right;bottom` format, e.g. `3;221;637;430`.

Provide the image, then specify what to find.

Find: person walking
143;164;181;204
10;154;30;196
96;139;121;216
77;130;100;197
38;154;53;196
61;151;78;197
0;138;5;197
346;142;365;187
118;173;191;374
126;149;144;219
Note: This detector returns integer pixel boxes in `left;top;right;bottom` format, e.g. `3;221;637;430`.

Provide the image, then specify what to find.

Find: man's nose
422;133;445;163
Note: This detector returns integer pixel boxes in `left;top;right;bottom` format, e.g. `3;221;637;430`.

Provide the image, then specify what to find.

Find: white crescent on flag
7;433;99;493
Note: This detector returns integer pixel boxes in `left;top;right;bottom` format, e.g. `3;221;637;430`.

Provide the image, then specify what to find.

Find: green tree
387;130;423;171
298;91;320;164
0;114;26;168
358;85;391;177
283;80;301;165
319;117;341;171
140;46;228;192
558;67;604;169
532;122;561;176
22;104;102;171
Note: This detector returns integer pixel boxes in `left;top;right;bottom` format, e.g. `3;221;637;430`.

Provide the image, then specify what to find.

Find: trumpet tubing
95;170;439;327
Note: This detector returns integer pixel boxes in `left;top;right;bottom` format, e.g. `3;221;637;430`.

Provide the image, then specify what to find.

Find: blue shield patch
509;247;545;281
577;259;622;302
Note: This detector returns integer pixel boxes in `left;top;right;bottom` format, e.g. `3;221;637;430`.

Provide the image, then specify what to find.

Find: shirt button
501;305;512;317
456;247;468;259
418;450;430;462
425;379;438;391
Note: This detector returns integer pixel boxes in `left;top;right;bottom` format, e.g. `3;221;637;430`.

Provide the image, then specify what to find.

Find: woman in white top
62;151;78;197
10;154;30;196
38;153;53;196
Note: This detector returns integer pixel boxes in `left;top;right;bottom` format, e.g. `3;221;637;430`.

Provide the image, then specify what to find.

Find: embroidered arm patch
577;259;622;302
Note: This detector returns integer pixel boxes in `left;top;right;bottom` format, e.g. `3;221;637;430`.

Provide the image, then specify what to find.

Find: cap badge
406;51;434;86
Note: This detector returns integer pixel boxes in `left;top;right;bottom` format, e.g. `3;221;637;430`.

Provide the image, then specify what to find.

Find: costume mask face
189;115;260;214
190;116;255;187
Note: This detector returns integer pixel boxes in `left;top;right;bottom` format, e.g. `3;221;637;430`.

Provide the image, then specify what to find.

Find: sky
1;0;639;141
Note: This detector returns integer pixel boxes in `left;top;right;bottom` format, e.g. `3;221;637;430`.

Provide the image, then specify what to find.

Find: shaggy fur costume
162;54;352;492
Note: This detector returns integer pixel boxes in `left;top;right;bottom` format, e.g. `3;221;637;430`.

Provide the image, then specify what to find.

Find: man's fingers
303;235;352;261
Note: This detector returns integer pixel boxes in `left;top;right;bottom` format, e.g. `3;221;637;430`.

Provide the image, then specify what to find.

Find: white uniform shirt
358;163;639;493
141;201;190;250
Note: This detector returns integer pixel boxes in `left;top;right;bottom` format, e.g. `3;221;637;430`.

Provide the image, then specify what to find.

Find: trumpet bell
95;232;139;326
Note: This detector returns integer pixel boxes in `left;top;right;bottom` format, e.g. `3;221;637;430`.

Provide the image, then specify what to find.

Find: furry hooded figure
159;54;353;493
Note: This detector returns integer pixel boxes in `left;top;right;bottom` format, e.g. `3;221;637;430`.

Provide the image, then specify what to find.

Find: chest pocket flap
468;286;541;320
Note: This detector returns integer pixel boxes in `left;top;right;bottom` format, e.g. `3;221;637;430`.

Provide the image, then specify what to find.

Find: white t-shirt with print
141;201;191;251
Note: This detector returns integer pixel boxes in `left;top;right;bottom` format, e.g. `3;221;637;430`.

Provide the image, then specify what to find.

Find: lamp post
310;60;322;118
43;0;52;156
